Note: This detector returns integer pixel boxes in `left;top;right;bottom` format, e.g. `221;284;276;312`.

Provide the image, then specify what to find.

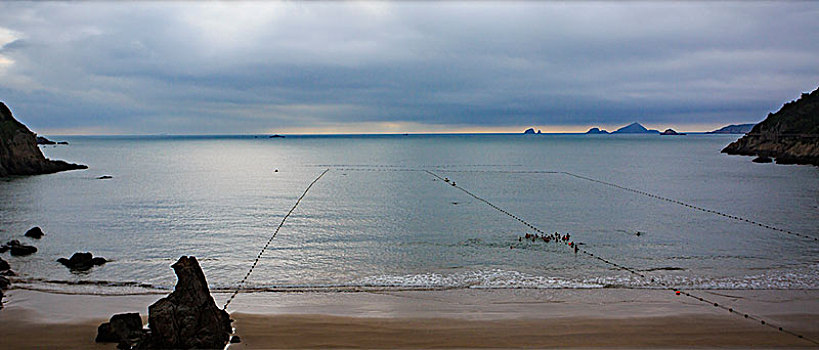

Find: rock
57;141;69;145
1;270;16;276
97;175;113;179
707;123;755;134
0;276;9;290
585;127;609;134
612;122;661;134
24;226;44;239
753;156;773;163
523;128;536;134
660;129;686;135
1;240;38;256
0;102;88;176
96;312;145;344
0;257;9;271
57;252;108;271
230;335;241;343
269;134;285;138
142;256;232;349
36;136;56;145
723;87;819;166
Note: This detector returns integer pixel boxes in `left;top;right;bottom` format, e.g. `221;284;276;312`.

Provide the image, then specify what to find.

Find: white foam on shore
8;264;818;295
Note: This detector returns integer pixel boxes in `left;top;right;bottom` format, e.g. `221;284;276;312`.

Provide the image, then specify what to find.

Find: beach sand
1;288;817;348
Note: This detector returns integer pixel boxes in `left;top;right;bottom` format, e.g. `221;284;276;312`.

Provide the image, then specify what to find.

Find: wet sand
1;288;817;348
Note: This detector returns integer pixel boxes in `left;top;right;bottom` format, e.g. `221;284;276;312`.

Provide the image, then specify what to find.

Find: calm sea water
1;134;817;294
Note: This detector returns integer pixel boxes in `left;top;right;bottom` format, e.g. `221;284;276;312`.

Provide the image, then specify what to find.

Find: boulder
57;252;107;271
96;312;145;345
0;275;10;290
1;240;38;256
0;257;9;271
141;256;232;349
753;156;773;163
24;226;44;239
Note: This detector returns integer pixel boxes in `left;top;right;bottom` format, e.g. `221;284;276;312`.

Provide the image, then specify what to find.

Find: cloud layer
1;2;817;134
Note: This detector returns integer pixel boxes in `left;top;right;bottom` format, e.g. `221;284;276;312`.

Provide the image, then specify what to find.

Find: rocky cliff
0;102;86;176
722;87;819;166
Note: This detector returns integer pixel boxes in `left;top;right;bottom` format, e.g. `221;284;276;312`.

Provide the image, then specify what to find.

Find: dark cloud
0;2;817;134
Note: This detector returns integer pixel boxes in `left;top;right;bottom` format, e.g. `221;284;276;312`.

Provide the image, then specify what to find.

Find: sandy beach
1;288;817;349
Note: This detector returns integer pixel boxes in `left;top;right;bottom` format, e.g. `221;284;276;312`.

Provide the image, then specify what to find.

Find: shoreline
1;288;817;348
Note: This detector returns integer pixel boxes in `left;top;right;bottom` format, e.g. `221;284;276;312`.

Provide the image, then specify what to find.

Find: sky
0;1;818;135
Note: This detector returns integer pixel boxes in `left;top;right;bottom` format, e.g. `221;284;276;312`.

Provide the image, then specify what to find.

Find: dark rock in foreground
722;87;819;166
1;240;38;256
0;102;87;176
707;123;755;134
99;256;233;349
57;252;108;271
0;257;9;271
0;276;9;290
96;312;145;347
143;256;232;349
24;226;44;239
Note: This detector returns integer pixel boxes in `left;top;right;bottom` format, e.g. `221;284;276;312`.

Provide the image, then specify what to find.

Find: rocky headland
707;124;755;134
722;87;819;166
0;102;87;176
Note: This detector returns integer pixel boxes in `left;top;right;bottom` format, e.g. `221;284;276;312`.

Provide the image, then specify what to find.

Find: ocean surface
1;134;817;295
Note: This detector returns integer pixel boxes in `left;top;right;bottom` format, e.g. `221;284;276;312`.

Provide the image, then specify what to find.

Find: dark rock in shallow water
24;226;44;239
97;175;113;179
230;335;241;343
0;275;10;290
36;136;56;145
1;240;37;256
753;156;773;163
96;312;145;344
0;257;9;271
57;252;107;271
1;269;16;276
138;256;232;349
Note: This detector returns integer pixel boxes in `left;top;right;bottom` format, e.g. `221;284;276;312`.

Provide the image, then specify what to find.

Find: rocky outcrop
0;102;87;176
24;227;44;239
96;312;145;347
722;87;819;166
612;122;660;134
707;123;755;134
97;256;233;349
143;256;232;349
0;257;9;271
660;129;685;135
57;252;108;271
585;127;609;134
1;240;37;256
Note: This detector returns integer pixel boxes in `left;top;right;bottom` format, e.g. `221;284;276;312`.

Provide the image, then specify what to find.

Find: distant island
707;124;755;134
0;102;87;176
722;86;819;166
523;128;542;134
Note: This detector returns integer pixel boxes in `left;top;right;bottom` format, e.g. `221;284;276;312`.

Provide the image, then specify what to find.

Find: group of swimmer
514;232;579;253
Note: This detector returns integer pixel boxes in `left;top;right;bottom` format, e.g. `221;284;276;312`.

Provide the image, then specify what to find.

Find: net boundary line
222;168;330;310
424;169;818;345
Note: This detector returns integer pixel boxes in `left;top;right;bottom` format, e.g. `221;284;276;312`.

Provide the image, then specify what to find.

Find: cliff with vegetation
0;102;87;176
722;87;819;166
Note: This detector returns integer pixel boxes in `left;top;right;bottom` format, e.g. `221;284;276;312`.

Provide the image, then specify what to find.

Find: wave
9;266;818;296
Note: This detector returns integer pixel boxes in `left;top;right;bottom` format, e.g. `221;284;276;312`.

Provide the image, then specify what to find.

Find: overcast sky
1;1;817;134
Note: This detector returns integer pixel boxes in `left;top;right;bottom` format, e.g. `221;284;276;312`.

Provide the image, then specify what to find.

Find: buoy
675;291;680;295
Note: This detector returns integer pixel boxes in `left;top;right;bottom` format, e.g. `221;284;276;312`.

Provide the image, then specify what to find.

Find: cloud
0;1;817;134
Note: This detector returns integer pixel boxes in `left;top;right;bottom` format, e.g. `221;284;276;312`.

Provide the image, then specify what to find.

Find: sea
1;134;817;295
